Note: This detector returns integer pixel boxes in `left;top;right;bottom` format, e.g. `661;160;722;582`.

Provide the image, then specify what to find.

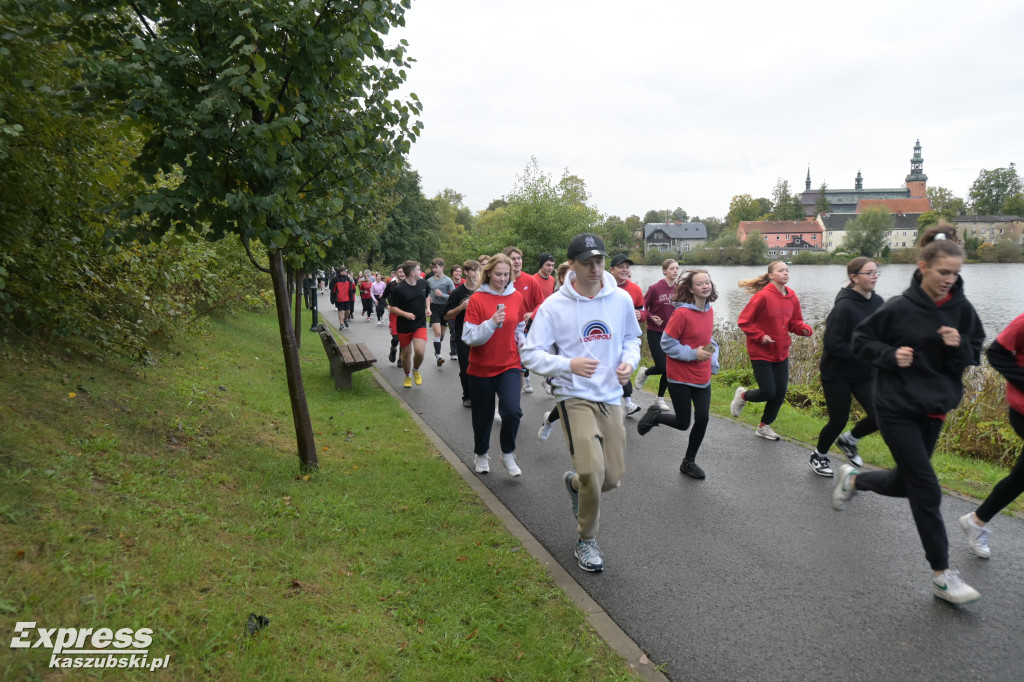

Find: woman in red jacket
637;270;719;479
732;261;812;440
462;254;528;477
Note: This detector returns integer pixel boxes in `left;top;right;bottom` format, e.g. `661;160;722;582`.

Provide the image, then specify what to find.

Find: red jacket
465;289;526;377
618;279;647;323
512;272;541;313
737;285;812;362
663;305;715;385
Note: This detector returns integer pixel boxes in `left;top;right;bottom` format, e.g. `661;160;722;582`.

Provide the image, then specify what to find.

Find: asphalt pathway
320;293;1024;681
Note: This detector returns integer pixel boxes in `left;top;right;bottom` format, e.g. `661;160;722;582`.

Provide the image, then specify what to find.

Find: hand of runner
615;362;633;385
937;325;961;347
895;346;914;367
570;357;600;378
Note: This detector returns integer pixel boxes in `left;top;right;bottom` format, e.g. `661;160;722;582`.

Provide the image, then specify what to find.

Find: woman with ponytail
832;223;985;604
732;261;813;441
808;257;885;477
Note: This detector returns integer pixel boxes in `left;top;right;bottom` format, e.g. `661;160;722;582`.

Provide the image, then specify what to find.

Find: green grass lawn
0;311;637;680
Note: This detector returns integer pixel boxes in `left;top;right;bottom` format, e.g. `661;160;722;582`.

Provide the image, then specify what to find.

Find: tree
599;215;632;253
726;194;764;228
69;0;422;471
843;207;893;257
978;240;1023;263
814;182;832;216
643;209;670;224
486;198;508;211
670;206;689;221
1003;192;1024;217
969;164;1022;215
499;158;600;266
696;216;725;241
927;186;966;218
368;165;440;268
768;179;804;221
741;230;766;265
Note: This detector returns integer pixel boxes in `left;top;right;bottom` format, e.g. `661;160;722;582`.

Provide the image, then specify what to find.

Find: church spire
906;139;928;183
805;166;811;191
855;169;863;191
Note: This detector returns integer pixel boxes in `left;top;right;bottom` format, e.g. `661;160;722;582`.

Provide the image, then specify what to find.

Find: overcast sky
395;0;1024;220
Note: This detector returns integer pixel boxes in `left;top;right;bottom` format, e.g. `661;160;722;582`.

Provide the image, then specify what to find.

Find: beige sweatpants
557;398;626;541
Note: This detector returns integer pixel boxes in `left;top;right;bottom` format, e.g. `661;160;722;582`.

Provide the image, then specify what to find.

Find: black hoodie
851;270;984;417
820;287;885;384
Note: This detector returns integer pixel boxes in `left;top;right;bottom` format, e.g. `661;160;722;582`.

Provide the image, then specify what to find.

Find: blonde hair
480;253;512;288
738;260;787;295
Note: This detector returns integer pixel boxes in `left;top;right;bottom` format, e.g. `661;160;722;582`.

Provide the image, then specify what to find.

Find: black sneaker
809;453;834;477
680;459;705;479
836;433;864;467
637;406;660;436
388;346;397;363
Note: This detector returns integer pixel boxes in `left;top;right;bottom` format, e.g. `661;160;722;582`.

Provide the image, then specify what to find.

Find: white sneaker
493;408;502;423
655;397;670;411
932;569;980;604
522;377;533;393
755;424;781;440
501;452;522;477
624;401;641;417
474;454;490;474
542;379;553;395
377;320;383;325
538;412;554;441
730;387;747;417
634;366;649;390
958;513;992;559
832;464;858;511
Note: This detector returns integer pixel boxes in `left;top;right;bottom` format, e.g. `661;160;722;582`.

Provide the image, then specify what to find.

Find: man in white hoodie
521;233;642;573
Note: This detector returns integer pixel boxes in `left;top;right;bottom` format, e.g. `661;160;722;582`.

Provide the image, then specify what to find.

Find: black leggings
744;358;789;425
815;379;877;454
652;383;711;461
976;407;1024;523
855;414;947;571
644;330;669;398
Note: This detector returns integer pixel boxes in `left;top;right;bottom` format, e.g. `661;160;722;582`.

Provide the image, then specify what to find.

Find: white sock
813;450;826;457
842;431;859;444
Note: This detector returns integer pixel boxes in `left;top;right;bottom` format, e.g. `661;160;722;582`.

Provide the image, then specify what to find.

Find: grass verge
0;311;637;680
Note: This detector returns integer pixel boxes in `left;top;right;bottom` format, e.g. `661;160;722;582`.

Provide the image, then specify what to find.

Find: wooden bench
317;323;377;390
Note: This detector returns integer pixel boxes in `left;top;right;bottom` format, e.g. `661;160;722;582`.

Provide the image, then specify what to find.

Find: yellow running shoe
413;370;423;386
403;376;412;388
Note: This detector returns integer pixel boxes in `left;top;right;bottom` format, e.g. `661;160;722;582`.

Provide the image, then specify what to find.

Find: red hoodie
737;284;812;362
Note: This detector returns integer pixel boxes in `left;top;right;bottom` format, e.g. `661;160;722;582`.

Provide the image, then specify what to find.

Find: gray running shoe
574;538;604;572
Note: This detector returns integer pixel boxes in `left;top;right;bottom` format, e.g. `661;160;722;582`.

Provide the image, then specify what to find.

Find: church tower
905;139;928;198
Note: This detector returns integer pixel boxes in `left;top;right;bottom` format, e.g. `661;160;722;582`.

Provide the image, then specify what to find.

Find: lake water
627;263;1024;336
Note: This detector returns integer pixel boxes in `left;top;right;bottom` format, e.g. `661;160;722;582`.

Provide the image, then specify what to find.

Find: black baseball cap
610;254;634;268
566;233;608;262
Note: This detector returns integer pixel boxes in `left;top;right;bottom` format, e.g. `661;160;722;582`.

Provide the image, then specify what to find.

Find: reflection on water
627;263;1024;336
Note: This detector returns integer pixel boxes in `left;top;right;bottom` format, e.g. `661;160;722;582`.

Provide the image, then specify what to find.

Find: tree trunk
293;267;303;349
269;249;319;471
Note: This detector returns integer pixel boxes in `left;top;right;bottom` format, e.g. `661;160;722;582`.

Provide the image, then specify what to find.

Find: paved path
319;294;1024;681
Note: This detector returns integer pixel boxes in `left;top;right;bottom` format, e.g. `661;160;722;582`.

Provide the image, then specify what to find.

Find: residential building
737;220;824;257
644;222;708;254
953;215;1024;245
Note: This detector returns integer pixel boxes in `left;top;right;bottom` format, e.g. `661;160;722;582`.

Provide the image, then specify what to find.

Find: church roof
857;198;931;213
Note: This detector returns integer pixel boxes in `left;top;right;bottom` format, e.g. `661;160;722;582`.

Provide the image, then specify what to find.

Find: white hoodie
521;270;641;404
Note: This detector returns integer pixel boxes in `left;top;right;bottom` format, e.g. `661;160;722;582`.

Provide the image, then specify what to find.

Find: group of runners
330;223;1024;604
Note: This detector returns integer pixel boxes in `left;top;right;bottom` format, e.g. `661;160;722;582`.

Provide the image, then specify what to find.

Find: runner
608;254;646;417
426;257;455;368
448;264;464;360
957;310;1024;560
534;252;557;301
370;272;387;325
381;265;405;365
732;262;813;440
522;233;642;573
503;246;542;394
329;267;355;329
809;258;884;477
358;269;374;322
388;261;431;388
636;258;680;412
443;260;480;408
462;254;527;477
636;270;719;479
832;225;985;604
